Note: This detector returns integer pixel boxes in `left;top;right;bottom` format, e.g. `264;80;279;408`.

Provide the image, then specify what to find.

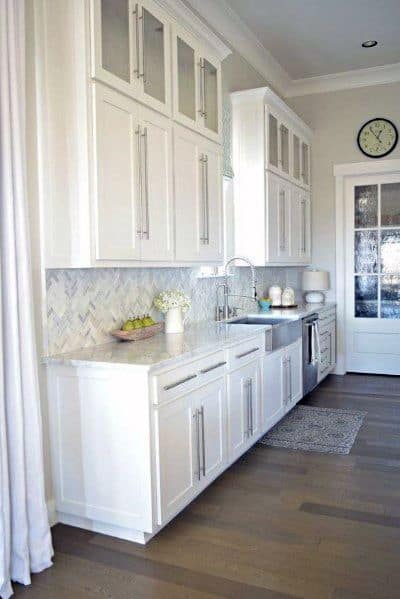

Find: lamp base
304;291;325;304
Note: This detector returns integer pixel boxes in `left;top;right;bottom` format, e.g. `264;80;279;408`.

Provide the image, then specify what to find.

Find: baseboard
46;498;58;527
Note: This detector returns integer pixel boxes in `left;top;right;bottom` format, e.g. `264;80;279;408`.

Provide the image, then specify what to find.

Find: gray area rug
258;406;367;454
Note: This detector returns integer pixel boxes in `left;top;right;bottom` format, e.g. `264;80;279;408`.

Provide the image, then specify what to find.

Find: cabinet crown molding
158;0;231;60
231;86;313;139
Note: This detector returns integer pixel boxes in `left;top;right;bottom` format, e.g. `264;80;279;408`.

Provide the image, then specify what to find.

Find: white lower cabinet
46;332;305;545
155;376;226;525
318;307;336;382
227;358;261;462
284;338;303;412
262;349;286;431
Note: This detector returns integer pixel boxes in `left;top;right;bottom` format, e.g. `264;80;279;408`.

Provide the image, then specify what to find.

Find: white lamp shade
302;270;330;291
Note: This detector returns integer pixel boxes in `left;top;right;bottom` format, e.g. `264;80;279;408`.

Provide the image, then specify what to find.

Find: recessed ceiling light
362;40;378;48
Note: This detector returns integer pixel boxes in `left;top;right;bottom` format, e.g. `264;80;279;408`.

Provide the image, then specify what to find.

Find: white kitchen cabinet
284;338;303;412
232;86;312;266
318;307;336;382
37;0;229;268
91;0;172;116
227;359;261;462
174;125;223;262
290;186;311;264
155;376;226;525
93;84;173;263
262;349;286;432
172;25;222;142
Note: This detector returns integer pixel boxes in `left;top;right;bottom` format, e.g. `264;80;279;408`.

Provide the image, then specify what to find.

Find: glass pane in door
177;38;195;120
354;185;378;228
280;125;289;173
381;183;400;226
381;275;400;319
203;59;218;133
293;134;300;180
355;275;378;318
381;230;400;273
101;0;130;82
354;230;378;273
269;114;278;167
142;8;165;103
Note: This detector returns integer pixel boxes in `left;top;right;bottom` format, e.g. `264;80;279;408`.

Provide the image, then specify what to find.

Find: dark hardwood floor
14;374;400;598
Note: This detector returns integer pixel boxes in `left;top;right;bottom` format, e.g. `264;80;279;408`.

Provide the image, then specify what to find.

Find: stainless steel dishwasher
302;313;319;395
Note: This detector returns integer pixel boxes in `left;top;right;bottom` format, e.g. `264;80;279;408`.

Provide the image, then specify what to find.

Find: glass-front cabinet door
292;134;301;181
91;0;171;115
172;26;221;141
279;123;290;175
301;141;310;186
267;112;279;169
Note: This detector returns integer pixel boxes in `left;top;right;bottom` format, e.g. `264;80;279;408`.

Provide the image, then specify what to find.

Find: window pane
355;275;378;318
354;185;378;228
381;229;400;273
269;114;278;167
381;275;400;319
204;59;218;133
354;230;378;273
280;125;289;173
381;183;400;227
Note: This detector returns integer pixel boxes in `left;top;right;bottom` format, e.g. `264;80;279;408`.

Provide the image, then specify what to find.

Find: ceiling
224;0;400;79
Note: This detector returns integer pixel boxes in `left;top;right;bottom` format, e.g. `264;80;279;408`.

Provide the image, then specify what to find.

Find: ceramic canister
268;285;282;306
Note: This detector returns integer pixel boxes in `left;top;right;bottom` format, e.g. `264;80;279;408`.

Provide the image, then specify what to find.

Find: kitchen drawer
227;335;264;371
153;350;227;404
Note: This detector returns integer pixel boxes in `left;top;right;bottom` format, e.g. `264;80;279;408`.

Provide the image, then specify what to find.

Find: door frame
334;158;400;374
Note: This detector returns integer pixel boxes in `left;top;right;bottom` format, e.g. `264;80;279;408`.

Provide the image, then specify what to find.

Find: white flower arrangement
153;289;191;314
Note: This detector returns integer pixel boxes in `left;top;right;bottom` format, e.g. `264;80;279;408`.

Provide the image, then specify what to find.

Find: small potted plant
154;289;191;334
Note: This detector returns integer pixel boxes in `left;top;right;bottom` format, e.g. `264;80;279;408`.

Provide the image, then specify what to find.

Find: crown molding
183;0;291;97
286;62;400;97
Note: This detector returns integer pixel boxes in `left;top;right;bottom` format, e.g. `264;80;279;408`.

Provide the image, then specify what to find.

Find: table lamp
302;269;330;304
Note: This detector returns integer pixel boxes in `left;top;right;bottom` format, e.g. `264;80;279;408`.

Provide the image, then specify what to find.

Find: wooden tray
111;322;164;342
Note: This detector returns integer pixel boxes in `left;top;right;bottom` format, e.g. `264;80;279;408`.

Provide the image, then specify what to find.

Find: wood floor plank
14;374;400;598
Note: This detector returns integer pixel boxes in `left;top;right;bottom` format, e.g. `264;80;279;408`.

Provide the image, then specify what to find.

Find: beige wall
222;51;268;93
289;82;400;298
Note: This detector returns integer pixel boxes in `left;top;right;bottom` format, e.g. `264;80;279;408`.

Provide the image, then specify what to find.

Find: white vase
165;307;184;334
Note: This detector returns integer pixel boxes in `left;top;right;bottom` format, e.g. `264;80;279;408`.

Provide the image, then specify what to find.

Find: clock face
357;118;398;158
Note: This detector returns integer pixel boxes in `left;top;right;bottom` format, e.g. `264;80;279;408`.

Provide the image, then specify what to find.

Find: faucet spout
215;256;258;321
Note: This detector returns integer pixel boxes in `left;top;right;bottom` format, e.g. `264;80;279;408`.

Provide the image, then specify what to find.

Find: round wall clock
357;118;398;158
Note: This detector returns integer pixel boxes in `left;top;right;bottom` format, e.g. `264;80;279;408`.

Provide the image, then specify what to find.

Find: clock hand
369;126;380;141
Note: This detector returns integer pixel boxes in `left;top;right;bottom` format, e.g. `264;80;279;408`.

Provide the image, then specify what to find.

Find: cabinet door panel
301;141;310;186
139;106;174;261
176;36;196;120
155;396;196;525
286;339;303;411
267;174;290;263
203;58;219;135
200;141;223;261
93;84;141;260
197;378;226;485
262;351;285;432
227;360;261;462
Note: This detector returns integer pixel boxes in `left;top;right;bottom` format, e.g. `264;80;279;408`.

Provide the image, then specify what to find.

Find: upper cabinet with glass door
91;0;171;116
172;25;223;143
264;90;312;190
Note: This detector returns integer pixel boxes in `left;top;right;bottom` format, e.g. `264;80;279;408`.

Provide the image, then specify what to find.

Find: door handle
133;4;140;79
236;347;260;359
204;155;209;244
200;406;206;476
248;378;253;435
141;126;149;239
135;125;143;238
139;8;146;82
279;189;286;251
163;373;197;391
288;356;292;403
194;409;201;481
200;361;227;374
198;59;205;117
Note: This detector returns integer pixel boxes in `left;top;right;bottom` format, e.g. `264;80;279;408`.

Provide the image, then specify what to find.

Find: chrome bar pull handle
288;356;292;403
203;154;209;245
198;59;205;116
200;361;227;374
248;378;253;435
135;125;143;238
163;373;197;391
279;189;286;252
200;406;206;476
133;4;140;79
194;409;201;481
141;126;149;239
139;8;146;81
236;347;260;359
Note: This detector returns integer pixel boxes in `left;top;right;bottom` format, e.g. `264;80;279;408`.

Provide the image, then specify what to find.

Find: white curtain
0;1;53;597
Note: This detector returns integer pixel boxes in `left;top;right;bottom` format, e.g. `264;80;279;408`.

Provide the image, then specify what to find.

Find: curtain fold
0;1;53;597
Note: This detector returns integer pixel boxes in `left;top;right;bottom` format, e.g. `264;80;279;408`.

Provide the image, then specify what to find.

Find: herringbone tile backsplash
45;267;304;355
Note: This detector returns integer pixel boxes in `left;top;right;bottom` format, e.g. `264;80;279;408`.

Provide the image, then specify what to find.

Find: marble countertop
43;321;271;370
43;302;336;371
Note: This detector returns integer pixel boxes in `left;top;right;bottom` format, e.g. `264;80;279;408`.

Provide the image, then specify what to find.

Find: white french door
345;173;400;373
